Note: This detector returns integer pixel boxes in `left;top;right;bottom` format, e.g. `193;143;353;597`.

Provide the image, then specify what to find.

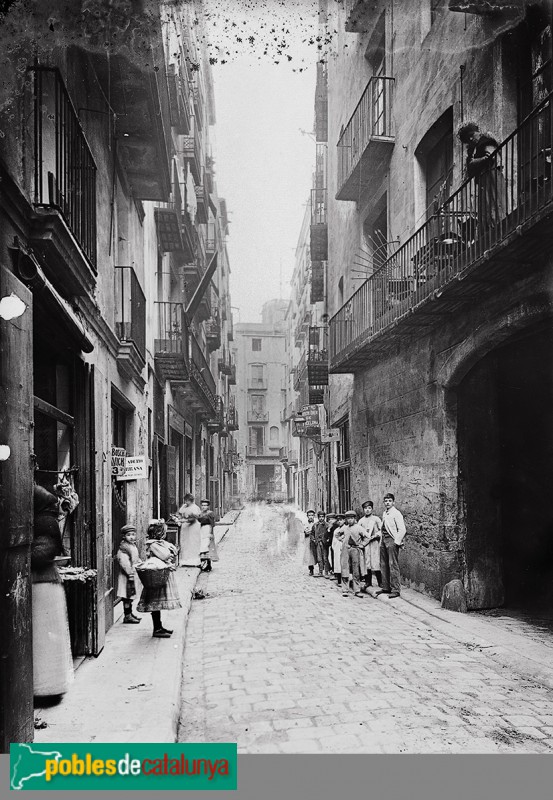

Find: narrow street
178;504;553;754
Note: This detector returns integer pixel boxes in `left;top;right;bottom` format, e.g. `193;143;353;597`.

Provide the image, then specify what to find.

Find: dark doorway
458;325;553;611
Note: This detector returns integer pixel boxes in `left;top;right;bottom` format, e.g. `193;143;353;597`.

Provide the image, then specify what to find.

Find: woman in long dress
176;493;202;567
32;485;74;698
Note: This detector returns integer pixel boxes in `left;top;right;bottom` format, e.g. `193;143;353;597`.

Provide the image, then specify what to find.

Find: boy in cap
303;509;317;576
341;511;370;597
358;500;382;590
312;511;330;577
116;523;141;623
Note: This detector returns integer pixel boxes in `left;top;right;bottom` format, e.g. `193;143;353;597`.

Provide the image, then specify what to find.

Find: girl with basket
136;519;181;638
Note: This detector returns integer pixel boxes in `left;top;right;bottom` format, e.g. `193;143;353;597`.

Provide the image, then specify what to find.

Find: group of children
304;494;406;599
115;498;219;638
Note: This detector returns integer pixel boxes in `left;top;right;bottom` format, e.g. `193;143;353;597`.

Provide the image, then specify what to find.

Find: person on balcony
458;121;506;233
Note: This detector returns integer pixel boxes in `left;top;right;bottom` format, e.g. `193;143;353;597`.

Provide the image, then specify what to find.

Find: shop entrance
458;326;553;611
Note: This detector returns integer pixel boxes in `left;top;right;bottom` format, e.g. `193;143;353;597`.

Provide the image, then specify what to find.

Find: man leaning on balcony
375;493;406;599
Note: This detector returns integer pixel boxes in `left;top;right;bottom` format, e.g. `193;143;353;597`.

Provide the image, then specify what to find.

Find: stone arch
437;293;553;390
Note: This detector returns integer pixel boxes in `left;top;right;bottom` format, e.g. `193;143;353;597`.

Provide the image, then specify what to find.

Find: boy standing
303;509;317;576
376;493;406;598
341;510;370;597
358;500;382;590
312;511;330;577
331;512;346;585
325;513;338;578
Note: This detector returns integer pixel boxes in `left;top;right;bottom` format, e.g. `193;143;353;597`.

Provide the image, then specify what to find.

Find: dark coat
32;486;64;584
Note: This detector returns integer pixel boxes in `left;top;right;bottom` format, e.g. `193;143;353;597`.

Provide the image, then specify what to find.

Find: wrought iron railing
115;267;146;361
331;93;553;365
337;76;394;193
154;301;188;355
188;328;216;405
248;410;269;422
33;67;97;269
311;187;327;225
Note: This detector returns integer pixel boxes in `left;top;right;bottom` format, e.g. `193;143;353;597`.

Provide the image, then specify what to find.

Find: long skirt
303;536;316;566
32;581;74;696
136;571;182;612
179;520;202;567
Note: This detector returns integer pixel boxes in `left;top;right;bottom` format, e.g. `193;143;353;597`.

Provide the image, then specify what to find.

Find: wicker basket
135;565;171;589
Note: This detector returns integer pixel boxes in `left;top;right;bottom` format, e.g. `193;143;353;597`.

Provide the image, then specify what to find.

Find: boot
123;614;140;624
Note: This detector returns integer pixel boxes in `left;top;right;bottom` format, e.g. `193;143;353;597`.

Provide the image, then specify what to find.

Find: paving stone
177;504;553;754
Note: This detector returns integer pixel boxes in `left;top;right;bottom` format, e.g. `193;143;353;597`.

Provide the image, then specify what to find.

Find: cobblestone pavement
178;503;553;753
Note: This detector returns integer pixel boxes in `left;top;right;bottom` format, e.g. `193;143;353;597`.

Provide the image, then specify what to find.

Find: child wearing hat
324;512;338;577
342;511;370;597
358;500;382;590
116;523;141;624
313;511;330;577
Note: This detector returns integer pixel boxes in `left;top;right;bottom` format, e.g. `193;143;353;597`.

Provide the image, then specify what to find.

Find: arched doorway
458;325;553;611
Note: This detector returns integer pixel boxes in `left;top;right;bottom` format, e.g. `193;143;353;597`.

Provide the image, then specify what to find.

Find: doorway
458;326;553;611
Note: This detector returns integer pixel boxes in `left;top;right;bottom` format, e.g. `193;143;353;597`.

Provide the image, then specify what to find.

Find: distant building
234;300;288;501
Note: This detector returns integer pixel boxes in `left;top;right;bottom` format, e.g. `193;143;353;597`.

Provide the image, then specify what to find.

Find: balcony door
249;426;264;456
250;394;266;420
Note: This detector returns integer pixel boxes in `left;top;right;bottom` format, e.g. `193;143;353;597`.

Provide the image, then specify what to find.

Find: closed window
252;338;262;351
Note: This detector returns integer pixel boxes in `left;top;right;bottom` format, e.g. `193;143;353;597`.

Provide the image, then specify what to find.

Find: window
252;338;262;351
415;107;454;221
363;200;388;271
270;426;279;446
248;426;264;455
336;418;351;513
250;395;266;419
250;364;265;388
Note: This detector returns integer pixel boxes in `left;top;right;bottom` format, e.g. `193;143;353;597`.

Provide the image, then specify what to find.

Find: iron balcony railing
330;93;553;368
248;377;267;390
337;76;394;195
311;187;327;226
226;404;239;430
33;66;97;269
188;329;216;406
246;446;275;458
115;267;146;361
248;409;269;422
154;301;188;355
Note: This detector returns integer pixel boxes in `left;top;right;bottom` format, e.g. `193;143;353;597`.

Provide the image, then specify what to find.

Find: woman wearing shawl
31;485;74;697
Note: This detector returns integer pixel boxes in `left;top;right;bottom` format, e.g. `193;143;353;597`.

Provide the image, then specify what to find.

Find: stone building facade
0;0;237;748
324;1;553;610
234;300;288;502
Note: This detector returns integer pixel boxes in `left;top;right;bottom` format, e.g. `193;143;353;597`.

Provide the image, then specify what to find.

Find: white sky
202;0;321;322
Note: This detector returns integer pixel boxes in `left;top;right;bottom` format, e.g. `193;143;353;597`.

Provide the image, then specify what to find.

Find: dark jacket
32;486;64;584
311;521;327;546
324;522;338;548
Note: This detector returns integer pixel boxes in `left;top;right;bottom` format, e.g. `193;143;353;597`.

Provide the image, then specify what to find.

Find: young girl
331;512;346;586
116;523;141;624
136;519;181;638
198;499;218;572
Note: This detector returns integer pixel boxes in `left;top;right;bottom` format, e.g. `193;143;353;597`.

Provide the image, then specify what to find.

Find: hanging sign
111;446;127;476
117;455;148;481
301;404;321;430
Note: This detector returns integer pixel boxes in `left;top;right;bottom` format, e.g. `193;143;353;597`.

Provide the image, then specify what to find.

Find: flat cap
344;510;357;517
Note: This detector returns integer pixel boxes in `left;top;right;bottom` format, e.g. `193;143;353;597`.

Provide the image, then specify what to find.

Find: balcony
226;404;239;431
206;222;218;257
315;62;328;143
115;267;146;380
248;410;269;423
294;310;312;346
206;396;225;434
245;446;278;459
307;348;329;386
154;302;189;383
293;352;307;391
310;187;328;261
330;94;553;372
248;377;268;390
182;134;203;185
191;80;205;129
311;260;325;303
166;65;191;135
195;176;209;224
181;330;217;418
30;67;97;296
218;348;232;376
279;446;288;462
287;449;298;466
336;77;395;202
205;314;221;351
228;362;237;385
